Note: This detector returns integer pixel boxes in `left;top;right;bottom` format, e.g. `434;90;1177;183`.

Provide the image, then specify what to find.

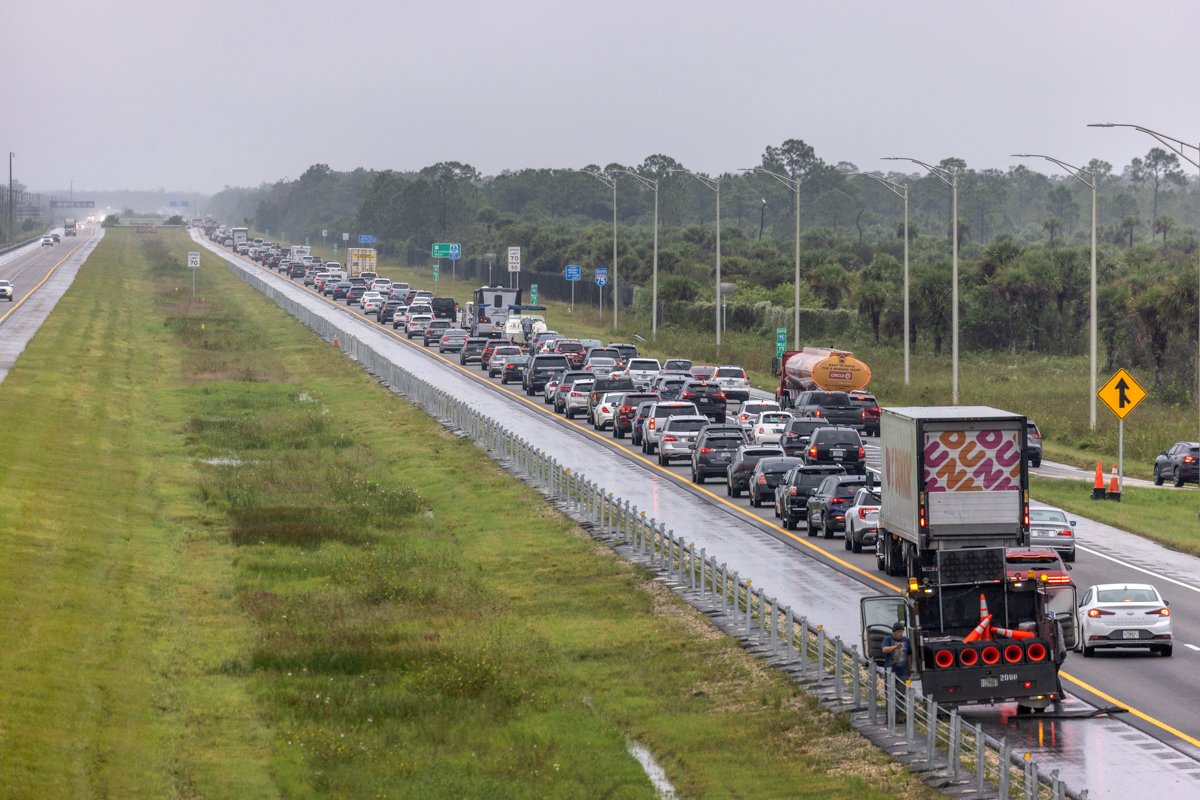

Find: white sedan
591;391;625;431
1076;583;1173;657
752;411;793;444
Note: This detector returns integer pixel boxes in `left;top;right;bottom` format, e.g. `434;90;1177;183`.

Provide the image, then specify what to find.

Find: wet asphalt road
199;232;1200;797
0;228;102;385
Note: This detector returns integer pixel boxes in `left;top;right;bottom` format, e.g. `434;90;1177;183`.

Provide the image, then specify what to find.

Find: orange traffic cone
1092;460;1107;500
992;625;1036;640
978;593;990;622
1108;465;1121;502
963;615;992;643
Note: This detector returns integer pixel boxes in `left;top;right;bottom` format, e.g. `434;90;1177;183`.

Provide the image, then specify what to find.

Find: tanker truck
776;347;872;407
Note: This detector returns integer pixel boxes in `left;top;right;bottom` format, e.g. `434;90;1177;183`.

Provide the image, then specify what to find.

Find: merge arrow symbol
1115;378;1130;408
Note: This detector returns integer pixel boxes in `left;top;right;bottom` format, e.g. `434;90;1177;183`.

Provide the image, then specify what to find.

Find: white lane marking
1186;644;1200;652
1075;544;1200;594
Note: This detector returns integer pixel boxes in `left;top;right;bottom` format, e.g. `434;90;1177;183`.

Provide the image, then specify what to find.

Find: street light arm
1089;123;1200;169
738;166;799;192
577;168;616;189
883;156;955;186
611;168;658;192
848;172;907;200
668;167;719;192
1011;154;1095;190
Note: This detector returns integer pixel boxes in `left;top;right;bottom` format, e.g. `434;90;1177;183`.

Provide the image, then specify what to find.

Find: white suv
0;279;12;301
714;365;750;402
622;358;662;390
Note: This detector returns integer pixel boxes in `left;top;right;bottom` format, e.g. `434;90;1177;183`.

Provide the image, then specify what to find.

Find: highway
0;226;103;385
198;230;1200;797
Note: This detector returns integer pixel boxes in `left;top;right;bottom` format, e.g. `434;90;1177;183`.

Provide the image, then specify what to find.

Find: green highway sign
531;284;538;304
776;328;787;358
432;242;461;260
433;263;440;281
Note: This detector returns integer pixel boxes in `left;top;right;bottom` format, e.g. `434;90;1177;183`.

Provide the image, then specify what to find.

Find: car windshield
654;406;693;418
668;419;706;432
716;367;745;378
850;394;878;406
706;437;744;448
589;358;616;366
1097;587;1160;603
629;359;660;370
1007;553;1060;566
761;458;800;472
1029;509;1067;523
818;433;861;447
558;342;585;351
761;413;791;424
811;392;851;405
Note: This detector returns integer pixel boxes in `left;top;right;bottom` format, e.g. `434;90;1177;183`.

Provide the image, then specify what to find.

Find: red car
552;339;587;368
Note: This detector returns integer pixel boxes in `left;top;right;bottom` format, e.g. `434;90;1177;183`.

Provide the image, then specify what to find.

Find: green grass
1032;476;1200;556
0;228;941;798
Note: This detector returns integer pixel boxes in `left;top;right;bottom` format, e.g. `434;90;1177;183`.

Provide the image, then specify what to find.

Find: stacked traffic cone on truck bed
1108;465;1121;502
1092;460;1107;500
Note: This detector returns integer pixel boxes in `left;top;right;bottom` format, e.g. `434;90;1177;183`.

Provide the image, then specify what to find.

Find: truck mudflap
919;656;1060;707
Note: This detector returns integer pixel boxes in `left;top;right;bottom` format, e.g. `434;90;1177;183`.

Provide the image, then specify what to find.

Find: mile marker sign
1098;368;1146;420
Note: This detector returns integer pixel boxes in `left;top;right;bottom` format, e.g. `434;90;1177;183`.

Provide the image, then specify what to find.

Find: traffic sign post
1098;368;1148;499
433;262;440;282
775;327;787;358
507;247;521;290
358;234;377;245
565;264;581;313
432;243;461;260
530;283;538;305
187;251;200;298
595;267;608;315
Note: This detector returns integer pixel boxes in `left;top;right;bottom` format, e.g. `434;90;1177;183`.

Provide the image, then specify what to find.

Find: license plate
1122;630;1140;639
980;677;999;688
831;448;845;457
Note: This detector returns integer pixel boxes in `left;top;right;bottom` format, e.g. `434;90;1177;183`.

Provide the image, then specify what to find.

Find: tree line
206;140;1200;398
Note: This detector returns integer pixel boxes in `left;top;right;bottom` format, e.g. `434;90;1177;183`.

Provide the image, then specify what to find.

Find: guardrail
229;260;1088;800
0;235;43;257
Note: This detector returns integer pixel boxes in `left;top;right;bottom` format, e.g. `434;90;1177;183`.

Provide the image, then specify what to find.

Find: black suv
775;464;847;530
523;354;570;395
1154;441;1200;486
690;425;748;484
748;457;804;507
679;381;727;422
803;426;866;475
726;444;784;498
588;377;636;420
1026;419;1043;468
781;418;826;457
805;474;868;538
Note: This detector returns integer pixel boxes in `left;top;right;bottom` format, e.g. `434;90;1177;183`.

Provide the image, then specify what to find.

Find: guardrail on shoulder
228;261;1088;800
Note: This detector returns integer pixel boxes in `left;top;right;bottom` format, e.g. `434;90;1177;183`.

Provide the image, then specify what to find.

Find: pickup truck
789;390;863;430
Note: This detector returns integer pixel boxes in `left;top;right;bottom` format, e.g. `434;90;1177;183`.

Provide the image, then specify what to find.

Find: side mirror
1069;520;1076;527
1065;564;1072;571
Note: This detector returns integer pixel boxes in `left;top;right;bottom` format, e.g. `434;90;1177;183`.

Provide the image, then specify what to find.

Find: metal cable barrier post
221;259;1090;800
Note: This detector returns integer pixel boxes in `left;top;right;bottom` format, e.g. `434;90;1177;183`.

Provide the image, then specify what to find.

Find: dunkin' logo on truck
923;430;1021;492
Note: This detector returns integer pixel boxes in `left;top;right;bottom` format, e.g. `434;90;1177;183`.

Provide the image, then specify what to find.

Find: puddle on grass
200;457;245;467
627;740;680;800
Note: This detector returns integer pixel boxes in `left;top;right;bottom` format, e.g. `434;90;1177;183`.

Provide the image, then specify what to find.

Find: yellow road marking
0;235;94;325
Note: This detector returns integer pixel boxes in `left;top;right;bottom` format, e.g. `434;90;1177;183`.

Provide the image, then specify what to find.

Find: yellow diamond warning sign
1098;368;1146;420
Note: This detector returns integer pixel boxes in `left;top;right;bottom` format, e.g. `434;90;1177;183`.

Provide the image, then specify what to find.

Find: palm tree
1153;215;1176;245
1041;217;1063;246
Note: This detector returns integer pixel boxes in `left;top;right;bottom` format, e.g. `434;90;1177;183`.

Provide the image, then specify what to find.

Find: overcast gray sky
8;0;1199;194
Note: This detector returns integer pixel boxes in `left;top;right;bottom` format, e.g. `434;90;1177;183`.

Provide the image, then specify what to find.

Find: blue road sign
358;234;378;244
594;267;608;287
565;264;582;281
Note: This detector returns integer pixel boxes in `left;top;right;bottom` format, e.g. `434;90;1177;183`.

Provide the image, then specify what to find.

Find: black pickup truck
789;390;864;430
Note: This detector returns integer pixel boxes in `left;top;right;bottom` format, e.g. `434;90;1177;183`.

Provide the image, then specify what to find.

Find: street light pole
850;173;910;385
7;152;13;245
1012;153;1098;429
612;169;659;339
1090;123;1200;517
741;166;802;350
672;168;723;347
885;157;959;402
579;169;619;329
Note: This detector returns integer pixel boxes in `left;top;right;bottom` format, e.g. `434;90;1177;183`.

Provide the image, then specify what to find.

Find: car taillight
757;427;765;434
785;432;798;438
683;392;696;399
1146;608;1171;617
858;508;870;519
739;414;749;422
789;487;798;496
808;445;817;458
1087;609;1115;617
715;392;726;399
601;405;610;412
620;405;633;413
812;409;822;417
858;445;865;458
1030;431;1043;439
831;497;846;504
757;475;766;484
662;435;677;442
649;419;656;430
1058;529;1072;536
571;391;584;397
700;447;712;454
1185;456;1197;464
1046;575;1071;585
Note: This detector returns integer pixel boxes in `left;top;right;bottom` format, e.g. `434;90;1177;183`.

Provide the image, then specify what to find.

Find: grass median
0;228;937;798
